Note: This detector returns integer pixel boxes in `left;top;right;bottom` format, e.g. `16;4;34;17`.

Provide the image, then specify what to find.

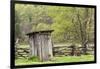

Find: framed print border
10;1;97;69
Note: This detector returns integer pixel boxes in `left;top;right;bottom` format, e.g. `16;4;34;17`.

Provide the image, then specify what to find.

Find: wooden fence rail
15;47;30;59
53;46;94;56
15;45;94;58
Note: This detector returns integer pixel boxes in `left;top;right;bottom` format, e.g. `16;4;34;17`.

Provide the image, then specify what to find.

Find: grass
16;45;29;48
15;55;94;66
16;43;83;48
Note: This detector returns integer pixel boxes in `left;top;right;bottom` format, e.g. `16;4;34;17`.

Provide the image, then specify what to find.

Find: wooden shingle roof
26;30;54;35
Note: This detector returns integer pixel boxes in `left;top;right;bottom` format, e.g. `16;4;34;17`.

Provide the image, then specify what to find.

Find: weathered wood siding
29;36;35;56
28;32;53;61
37;34;42;61
39;34;50;61
48;35;53;58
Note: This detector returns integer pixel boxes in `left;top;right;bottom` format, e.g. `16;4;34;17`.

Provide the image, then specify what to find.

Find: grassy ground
16;43;80;48
15;55;94;66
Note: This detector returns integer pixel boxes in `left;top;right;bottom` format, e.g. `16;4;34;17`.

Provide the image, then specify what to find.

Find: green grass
16;45;29;48
15;55;94;66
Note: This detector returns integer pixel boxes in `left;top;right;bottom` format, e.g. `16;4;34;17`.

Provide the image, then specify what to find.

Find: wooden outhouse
26;30;54;61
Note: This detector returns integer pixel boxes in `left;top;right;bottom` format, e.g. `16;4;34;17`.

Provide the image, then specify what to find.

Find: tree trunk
81;40;88;55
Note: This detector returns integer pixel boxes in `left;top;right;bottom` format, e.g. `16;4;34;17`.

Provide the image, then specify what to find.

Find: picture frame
10;0;96;69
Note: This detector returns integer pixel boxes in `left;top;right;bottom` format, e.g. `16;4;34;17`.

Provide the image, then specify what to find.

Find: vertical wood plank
40;34;44;61
37;34;42;61
29;35;35;56
34;34;38;56
44;34;49;61
48;35;53;58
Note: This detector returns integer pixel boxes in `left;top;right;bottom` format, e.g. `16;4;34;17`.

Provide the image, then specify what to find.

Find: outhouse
26;30;54;61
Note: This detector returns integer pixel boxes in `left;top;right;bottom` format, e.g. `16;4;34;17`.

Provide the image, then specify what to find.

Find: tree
15;3;95;51
71;8;94;54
